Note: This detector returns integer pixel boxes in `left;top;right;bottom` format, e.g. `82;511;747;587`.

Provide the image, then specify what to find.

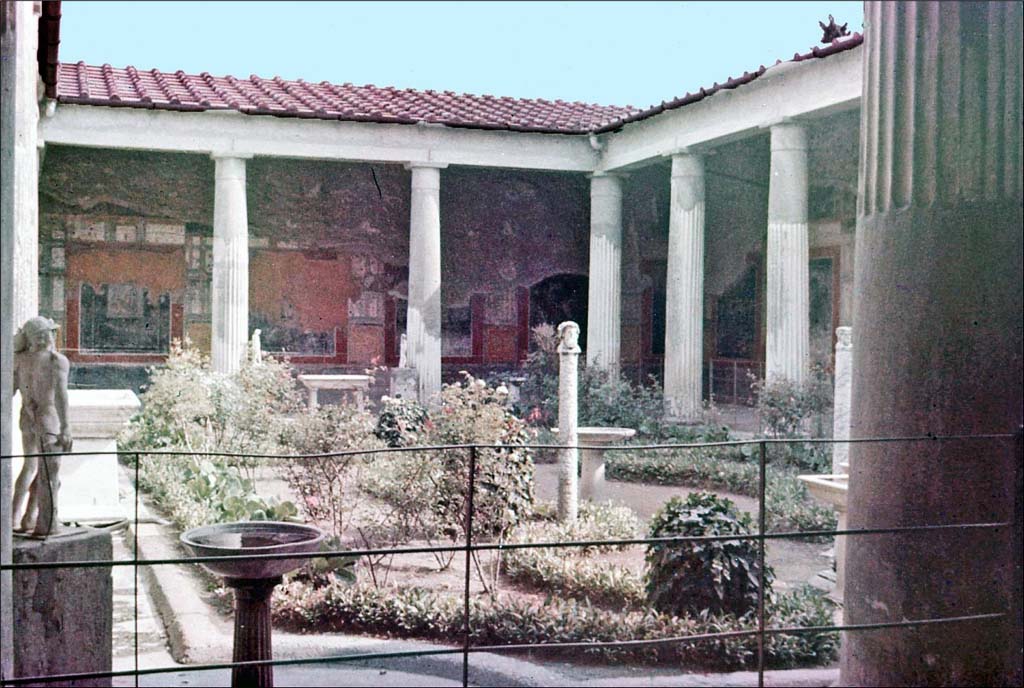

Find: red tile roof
54;33;862;135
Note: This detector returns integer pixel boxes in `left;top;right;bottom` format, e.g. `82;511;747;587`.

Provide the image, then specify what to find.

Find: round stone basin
550;427;637;444
181;521;325;581
578;426;636;445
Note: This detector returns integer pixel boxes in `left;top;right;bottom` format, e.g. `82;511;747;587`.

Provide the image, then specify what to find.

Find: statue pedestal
12;389;140;523
13;527;113;686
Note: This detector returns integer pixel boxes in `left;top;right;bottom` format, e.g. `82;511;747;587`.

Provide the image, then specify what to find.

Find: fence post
557;322;580;522
708;359;715;403
462;445;477;688
757;439;767;688
1013;426;1023;682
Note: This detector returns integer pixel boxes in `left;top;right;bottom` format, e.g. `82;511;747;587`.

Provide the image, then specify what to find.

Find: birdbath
797;472;849;602
181;521;325;688
575;427;636;500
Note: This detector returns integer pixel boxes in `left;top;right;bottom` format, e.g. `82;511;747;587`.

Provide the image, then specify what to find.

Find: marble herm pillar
557;321;581;523
405;163;445;404
586;173;624;374
663;153;705;422
765;123;809;385
211;154;251;375
842;3;1023;685
831;326;852;472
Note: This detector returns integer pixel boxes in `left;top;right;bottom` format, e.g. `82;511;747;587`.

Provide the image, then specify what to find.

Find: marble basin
180;521;324;581
798;473;848;508
798;473;849;603
553;426;637;500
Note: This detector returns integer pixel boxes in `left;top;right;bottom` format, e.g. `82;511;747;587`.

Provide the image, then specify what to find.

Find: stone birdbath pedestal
553;427;637;501
798;467;849;602
578;427;636;500
180;521;325;688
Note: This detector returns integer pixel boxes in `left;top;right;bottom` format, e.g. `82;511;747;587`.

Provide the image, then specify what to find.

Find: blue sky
60;1;863;109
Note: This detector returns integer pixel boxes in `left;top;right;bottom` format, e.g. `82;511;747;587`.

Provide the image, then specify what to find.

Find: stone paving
110;527;179;686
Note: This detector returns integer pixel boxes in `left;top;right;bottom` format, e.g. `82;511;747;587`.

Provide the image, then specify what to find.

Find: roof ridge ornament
819;14;850;44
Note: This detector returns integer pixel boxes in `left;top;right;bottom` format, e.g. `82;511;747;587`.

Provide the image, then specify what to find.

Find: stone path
110;526;179;686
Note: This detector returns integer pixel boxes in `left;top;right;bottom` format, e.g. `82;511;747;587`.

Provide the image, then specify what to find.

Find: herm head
17;316;59;352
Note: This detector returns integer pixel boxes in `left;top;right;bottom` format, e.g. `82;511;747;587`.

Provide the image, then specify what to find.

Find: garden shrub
119;339;301;529
646;492;774;617
504;502;646;607
750;366;834;471
519;323;730;441
272;580;836;669
278;404;386;541
374;396;430;448
400;373;535;542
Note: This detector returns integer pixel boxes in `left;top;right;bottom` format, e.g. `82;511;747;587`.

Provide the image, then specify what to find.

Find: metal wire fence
1;429;1021;687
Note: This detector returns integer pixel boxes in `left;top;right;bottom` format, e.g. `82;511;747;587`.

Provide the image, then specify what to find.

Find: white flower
496;385;509;395
380;395;391;403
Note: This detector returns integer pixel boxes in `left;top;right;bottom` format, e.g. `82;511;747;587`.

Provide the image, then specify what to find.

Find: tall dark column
842;2;1023;685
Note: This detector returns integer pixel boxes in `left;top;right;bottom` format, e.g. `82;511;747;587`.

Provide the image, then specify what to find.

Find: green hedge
272;581;838;669
604;449;838;535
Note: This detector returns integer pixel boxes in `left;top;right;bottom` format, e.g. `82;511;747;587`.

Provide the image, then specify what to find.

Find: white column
405;163;445;403
766;123;810;385
663;152;705;421
211;154;251;375
2;2;40;675
10;1;38;331
831;326;853;472
586;172;623;374
557;321;581;522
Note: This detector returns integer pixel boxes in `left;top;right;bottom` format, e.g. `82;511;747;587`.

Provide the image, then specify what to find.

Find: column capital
210;151;255;161
768;121;808;152
403;161;449;171
588;169;628;181
669;152;705;179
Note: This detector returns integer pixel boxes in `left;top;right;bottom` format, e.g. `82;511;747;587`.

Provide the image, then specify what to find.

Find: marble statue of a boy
11;316;71;537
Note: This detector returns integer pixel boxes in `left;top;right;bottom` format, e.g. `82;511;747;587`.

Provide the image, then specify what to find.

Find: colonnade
205;130;814;408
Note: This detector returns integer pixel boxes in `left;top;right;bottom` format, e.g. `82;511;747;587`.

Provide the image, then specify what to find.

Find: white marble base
12;389;140;523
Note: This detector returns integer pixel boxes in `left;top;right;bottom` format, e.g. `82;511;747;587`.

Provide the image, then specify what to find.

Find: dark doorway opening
528;274;588;350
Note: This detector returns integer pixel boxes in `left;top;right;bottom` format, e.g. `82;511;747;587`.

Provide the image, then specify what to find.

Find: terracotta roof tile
54;33;862;134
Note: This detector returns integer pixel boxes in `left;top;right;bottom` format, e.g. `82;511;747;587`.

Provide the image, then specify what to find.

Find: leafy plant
120;340;303;530
646;492;774;617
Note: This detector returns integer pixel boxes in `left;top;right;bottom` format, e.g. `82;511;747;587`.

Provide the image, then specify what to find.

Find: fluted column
842;3;1023;685
765;123;809;385
586;172;623;374
211;154;251;375
10;0;38;331
405;163;445;404
663;152;705;422
2;1;42;676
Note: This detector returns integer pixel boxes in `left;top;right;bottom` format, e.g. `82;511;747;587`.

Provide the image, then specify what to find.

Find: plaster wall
38;147;593;381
